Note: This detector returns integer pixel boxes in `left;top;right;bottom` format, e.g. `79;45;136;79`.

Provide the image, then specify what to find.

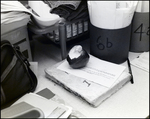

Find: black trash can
90;23;131;64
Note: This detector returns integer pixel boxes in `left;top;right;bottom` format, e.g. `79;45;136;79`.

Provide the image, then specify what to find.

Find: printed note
57;55;126;88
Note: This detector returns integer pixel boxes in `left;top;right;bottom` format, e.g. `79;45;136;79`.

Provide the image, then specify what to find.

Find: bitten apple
67;45;90;69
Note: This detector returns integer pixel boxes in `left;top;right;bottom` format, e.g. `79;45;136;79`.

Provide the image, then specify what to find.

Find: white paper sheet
131;52;149;72
87;1;138;29
57;55;126;88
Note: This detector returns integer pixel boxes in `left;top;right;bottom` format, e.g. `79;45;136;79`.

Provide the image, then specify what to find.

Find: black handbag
1;40;38;109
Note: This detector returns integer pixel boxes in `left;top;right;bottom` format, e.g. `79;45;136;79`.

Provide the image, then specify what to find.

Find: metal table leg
59;22;67;60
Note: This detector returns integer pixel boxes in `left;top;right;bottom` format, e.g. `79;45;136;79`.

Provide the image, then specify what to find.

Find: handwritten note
57;55;126;88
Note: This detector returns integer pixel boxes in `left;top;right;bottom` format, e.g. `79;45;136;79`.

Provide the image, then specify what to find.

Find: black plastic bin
130;12;149;52
90;23;131;64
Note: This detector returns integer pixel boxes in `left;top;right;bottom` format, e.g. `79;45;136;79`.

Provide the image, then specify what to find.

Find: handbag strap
14;46;30;67
13;46;38;92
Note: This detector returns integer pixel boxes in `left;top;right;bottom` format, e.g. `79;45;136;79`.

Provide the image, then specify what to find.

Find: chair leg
59;22;67;60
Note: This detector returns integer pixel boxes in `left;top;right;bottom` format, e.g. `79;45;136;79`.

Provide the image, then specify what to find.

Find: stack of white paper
87;1;138;29
45;55;131;107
